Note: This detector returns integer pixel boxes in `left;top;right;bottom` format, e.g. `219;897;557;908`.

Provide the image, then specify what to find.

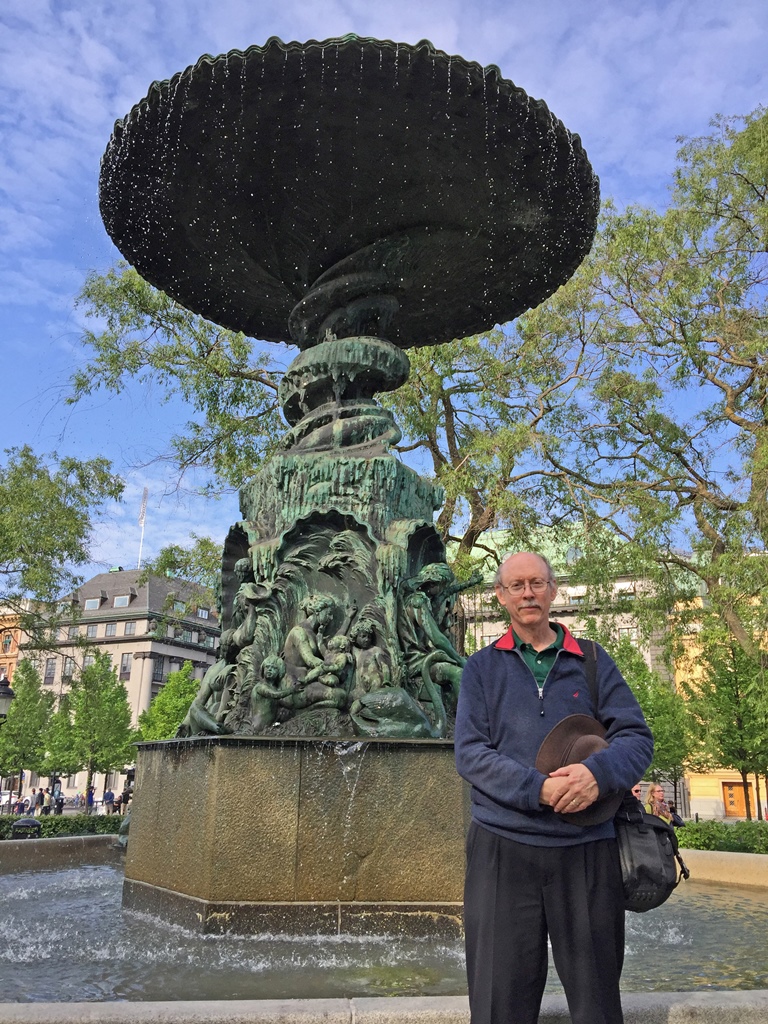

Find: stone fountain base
123;737;468;936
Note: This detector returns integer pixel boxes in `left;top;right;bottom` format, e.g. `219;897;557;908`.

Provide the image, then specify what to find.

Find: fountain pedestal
124;738;468;935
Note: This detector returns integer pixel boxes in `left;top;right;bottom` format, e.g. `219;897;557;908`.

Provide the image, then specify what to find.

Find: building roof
64;568;218;626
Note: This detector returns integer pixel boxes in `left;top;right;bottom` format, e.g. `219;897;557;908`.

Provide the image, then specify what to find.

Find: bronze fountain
101;34;598;933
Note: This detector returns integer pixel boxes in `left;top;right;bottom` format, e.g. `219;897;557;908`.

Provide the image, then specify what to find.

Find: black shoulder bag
577;639;690;913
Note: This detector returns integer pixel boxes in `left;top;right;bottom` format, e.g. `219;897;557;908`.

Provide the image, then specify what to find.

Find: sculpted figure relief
249;655;298;731
349;618;392;701
177;630;237;737
397;563;468;712
283;634;354;711
179;543;479;738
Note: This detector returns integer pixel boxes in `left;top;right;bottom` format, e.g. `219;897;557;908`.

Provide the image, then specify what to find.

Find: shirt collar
495;622;583;655
512;623;564;652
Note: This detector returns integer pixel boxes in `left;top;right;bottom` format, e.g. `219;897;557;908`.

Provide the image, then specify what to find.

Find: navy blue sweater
455;624;654;846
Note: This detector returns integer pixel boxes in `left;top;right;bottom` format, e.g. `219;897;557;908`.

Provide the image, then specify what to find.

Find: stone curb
0;834;124;874
680;848;768;889
1;994;768;1024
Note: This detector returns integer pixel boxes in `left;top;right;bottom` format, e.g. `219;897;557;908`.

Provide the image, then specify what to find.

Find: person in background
631;783;642;799
34;788;44;816
42;788;52;816
644;783;672;823
103;787;115;814
668;802;684;828
86;786;95;815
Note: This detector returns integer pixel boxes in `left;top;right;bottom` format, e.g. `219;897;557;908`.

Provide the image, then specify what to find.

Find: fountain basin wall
680;849;768;889
124;737;469;936
0;834;124;873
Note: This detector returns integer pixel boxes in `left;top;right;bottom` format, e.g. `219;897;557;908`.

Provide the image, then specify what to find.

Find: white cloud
3;0;768;533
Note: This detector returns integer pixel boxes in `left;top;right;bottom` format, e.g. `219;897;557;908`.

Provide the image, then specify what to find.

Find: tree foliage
529;109;768;674
140;534;222;614
72;266;285;492
42;693;81;780
66;652;137;792
0;446;123;644
138;661;199;741
678;617;768;819
0;660;54;788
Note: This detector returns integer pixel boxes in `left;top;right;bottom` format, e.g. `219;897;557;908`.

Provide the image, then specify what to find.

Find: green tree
0;446;123;644
42;693;81;783
140;534;222;615
679;618;768;820
0;660;54;796
525;108;768;675
71;265;284;492
68;652;137;794
138;661;199;741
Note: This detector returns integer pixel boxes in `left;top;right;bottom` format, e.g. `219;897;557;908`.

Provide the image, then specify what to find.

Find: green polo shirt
513;624;564;689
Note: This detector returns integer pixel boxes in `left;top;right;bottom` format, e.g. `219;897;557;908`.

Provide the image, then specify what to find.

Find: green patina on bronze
99;35;598;740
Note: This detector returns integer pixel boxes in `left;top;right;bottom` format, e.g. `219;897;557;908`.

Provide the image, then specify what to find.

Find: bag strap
576;638;599;709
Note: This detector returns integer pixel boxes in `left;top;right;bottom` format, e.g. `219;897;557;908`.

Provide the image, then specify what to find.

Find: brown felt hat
535;714;623;826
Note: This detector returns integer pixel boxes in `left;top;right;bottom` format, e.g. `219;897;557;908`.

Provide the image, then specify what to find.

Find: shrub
0;813;123;841
677;819;768;854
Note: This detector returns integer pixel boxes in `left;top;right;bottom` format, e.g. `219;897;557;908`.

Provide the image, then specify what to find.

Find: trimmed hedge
677;819;768;854
0;813;123;841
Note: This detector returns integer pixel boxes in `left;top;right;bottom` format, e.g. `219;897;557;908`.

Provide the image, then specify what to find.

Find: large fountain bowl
99;35;599;349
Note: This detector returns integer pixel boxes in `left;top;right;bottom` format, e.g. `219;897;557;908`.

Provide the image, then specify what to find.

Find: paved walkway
2;994;768;1023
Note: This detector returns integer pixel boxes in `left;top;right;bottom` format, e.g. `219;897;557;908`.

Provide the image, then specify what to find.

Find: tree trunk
756;774;763;821
741;769;752;820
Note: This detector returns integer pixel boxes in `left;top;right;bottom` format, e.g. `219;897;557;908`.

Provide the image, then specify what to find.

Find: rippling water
0;866;766;1002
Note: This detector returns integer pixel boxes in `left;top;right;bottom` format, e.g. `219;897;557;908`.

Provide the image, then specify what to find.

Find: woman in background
644;782;672;823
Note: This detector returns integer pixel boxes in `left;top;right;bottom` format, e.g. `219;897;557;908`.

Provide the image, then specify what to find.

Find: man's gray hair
494;552;555;587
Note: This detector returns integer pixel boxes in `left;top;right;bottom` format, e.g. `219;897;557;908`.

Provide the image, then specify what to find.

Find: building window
44;658;56;684
181;629;192;643
114;595;130;608
86;624;98;638
173;600;185;613
84;598;100;611
63;657;75;679
68;626;79;639
105;623;117;637
203;634;215;648
66;774;78;788
83;654;95;669
197;607;209;619
1;634;12;654
124;621;136;636
152;657;164;683
119;653;132;680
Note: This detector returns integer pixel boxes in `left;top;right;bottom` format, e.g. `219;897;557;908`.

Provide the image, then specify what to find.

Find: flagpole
137;487;149;569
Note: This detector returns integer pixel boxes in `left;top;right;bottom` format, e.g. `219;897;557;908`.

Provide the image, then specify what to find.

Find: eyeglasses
497;578;553;595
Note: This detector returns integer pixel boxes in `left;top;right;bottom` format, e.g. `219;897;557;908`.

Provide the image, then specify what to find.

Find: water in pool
0;866;766;1001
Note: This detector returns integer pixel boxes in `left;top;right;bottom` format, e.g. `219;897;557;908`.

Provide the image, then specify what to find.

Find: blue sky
2;0;767;578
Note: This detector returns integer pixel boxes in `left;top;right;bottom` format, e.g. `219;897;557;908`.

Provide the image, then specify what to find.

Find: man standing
455;552;653;1024
103;787;115;815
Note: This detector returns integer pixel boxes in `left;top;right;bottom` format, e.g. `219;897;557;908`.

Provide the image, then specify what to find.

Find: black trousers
464;822;625;1024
